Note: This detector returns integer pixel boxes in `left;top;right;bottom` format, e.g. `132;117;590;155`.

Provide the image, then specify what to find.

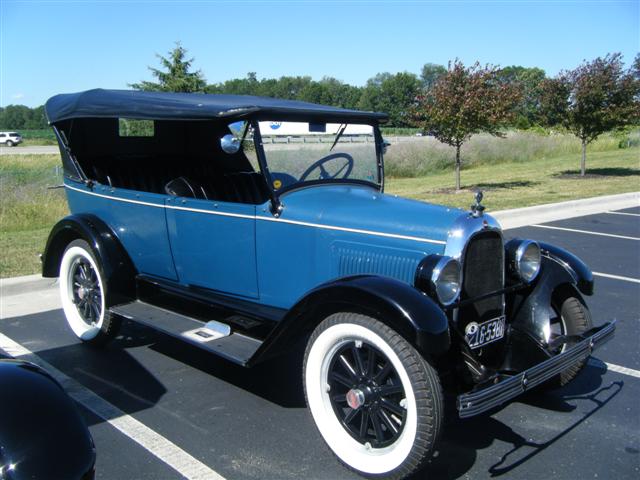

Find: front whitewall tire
304;313;443;479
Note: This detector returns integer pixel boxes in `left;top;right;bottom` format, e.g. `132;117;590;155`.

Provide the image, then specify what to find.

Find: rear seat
87;157;269;204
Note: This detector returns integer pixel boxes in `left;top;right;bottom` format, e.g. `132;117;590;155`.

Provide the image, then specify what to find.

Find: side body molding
250;275;450;365
42;214;137;305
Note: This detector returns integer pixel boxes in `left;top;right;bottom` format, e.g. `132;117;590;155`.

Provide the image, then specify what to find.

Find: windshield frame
251;119;385;200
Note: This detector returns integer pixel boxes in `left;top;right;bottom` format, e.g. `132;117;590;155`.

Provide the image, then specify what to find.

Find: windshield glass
258;121;379;193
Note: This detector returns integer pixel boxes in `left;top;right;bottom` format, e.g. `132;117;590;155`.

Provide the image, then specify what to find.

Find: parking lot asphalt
1;206;638;480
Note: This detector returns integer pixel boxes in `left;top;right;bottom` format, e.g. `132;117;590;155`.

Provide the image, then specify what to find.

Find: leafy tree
359;72;421;127
130;42;206;93
299;77;361;108
207;72;262;95
411;60;521;190
497;66;546;128
540;53;639;175
0;105;48;129
420;63;446;90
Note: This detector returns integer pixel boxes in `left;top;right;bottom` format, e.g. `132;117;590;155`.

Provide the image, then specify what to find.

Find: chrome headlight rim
415;254;462;306
514;239;541;283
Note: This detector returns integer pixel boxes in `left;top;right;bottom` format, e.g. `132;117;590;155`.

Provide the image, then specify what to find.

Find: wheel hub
346;388;365;409
327;340;408;448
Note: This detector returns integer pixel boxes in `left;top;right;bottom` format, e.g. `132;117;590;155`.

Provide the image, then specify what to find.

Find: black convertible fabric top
45;89;388;124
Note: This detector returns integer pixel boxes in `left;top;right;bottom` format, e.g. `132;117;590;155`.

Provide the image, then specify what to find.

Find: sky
1;0;638;107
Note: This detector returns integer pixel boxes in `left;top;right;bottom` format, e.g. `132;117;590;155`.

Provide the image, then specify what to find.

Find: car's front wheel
59;239;119;345
543;292;594;389
304;312;443;479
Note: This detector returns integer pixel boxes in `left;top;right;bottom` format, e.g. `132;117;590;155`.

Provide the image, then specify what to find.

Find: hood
277;184;479;250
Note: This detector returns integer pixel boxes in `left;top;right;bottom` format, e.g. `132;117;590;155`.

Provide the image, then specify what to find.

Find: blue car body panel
65;180;178;280
65;180;466;309
165;197;259;298
255;184;463;308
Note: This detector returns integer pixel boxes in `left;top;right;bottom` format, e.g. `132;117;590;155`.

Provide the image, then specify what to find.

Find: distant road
0;145;59;155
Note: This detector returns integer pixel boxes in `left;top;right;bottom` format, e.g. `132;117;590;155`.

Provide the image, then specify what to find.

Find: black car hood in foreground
45;89;389;124
0;359;95;480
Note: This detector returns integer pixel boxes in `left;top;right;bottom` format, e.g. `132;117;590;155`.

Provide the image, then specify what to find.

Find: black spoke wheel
59;239;120;345
304;312;443;479
328;340;407;448
71;258;103;325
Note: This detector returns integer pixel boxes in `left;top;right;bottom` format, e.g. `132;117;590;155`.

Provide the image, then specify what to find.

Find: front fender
539;242;594;295
510;248;589;348
250;275;450;365
42;214;136;305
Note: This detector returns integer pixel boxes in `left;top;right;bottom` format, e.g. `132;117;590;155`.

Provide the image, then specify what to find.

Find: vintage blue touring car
42;89;615;479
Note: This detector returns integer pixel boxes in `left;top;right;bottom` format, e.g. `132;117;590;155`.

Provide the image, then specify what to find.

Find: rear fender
250;275;450;365
42;214;136;305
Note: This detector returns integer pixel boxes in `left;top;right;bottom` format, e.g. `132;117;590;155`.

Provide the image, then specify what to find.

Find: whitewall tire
303;312;443;479
59;239;119;344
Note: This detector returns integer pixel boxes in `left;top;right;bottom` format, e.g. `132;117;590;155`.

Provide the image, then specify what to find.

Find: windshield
258;121;379;193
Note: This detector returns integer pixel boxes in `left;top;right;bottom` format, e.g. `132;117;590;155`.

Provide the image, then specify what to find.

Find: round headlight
514;240;541;283
415;255;462;306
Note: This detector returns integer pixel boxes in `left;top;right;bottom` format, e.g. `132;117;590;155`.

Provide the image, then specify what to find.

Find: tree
420;63;446;90
496;66;546;128
359;72;421;127
130;42;206;93
540;53;639;175
411;60;521;190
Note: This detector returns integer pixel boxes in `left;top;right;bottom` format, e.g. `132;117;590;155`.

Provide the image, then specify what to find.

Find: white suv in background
0;131;23;147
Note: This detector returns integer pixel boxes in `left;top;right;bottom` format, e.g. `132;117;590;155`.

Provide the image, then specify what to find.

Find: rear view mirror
382;138;391;154
220;134;240;154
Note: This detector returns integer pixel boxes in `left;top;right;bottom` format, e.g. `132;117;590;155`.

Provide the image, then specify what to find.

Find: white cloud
11;93;24;99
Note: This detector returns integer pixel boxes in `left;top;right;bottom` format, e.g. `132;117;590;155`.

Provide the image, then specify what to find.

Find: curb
0;274;57;297
492;192;640;230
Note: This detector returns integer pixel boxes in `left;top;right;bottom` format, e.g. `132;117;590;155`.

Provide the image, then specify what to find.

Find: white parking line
590;358;640;379
0;332;225;480
593;272;640;284
606;211;640;217
531;224;640;241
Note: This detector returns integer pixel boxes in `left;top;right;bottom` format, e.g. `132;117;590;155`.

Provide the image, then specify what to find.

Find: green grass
1;154;68;277
1;141;638;278
0;228;53;278
383;130;638;178
14;129;58;146
386;148;640;210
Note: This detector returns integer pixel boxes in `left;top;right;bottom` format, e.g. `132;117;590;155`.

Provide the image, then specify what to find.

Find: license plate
465;316;506;349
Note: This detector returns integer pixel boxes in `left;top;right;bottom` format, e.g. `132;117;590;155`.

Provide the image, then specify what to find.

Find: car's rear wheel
6;140;14;147
543;293;593;389
303;312;443;479
59;239;119;344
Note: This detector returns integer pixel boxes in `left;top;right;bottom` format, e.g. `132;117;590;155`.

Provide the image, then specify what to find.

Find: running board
110;301;262;366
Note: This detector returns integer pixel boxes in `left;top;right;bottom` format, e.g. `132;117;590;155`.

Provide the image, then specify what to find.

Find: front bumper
457;320;616;418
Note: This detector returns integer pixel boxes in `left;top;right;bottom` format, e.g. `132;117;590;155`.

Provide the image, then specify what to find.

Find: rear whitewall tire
304;313;443;479
59;239;119;344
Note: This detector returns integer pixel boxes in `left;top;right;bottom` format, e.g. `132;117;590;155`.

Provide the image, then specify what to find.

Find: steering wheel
299;152;354;182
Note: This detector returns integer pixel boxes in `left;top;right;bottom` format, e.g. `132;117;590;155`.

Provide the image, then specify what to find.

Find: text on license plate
465;316;506;349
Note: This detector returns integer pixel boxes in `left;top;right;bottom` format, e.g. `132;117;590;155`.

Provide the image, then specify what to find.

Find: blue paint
255;185;463;308
165;198;259;298
65;180;465;309
65;179;178;281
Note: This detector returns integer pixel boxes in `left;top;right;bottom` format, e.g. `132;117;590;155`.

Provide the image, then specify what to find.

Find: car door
165;197;259;299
